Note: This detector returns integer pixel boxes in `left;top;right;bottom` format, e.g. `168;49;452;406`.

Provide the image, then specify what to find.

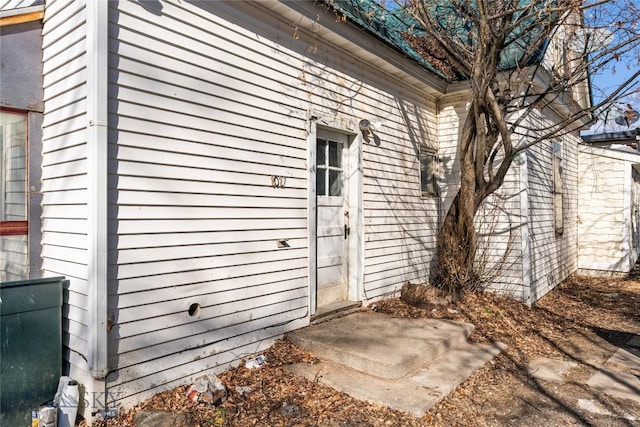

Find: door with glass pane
315;130;349;309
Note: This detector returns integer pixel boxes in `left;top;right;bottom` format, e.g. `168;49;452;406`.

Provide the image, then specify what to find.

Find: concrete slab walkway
528;340;640;406
527;357;577;383
587;347;640;405
285;311;505;416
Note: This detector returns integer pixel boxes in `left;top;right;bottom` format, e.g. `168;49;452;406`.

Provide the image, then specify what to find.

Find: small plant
211;407;227;427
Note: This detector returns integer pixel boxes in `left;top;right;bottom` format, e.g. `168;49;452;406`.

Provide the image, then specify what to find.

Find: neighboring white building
0;0;44;282
578;143;640;275
1;0;590;422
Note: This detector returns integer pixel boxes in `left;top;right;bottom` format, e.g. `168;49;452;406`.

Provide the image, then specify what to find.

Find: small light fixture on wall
359;118;381;145
359;119;372;133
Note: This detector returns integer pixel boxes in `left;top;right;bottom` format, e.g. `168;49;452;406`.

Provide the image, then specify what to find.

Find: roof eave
274;0;447;96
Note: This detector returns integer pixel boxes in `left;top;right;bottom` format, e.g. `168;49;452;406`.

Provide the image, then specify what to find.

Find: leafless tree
376;0;640;295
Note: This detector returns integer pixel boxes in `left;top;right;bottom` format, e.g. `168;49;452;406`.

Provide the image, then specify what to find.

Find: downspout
518;152;532;305
513;106;532;305
87;0;108;379
623;163;632;272
307;117;318;316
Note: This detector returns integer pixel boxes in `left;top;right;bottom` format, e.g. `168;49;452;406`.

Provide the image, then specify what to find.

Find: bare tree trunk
430;105;480;296
401;0;640;300
431;193;478;296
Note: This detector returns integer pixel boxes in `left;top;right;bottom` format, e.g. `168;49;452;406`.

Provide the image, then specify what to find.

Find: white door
315;130;349;309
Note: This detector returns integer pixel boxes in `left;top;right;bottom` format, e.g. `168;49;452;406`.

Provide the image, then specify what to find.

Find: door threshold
311;300;362;324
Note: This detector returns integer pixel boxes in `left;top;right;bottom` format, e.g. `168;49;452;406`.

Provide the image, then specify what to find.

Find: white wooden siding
524;110;579;301
632;168;640;265
475;185;526;300
0;235;28;281
36;0;589;418
362;112;439;299
40;0;95;418
438;95;526;301
578;145;640;274
0;0;42;11
102;0;439;409
437;97;580;303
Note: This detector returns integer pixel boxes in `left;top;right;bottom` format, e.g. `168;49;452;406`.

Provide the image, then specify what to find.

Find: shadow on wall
134;0;163;15
102;1;314;413
526;143;577;303
475;192;522;295
577;151;630;274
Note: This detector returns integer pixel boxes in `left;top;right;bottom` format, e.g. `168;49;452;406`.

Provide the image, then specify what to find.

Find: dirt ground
90;272;640;427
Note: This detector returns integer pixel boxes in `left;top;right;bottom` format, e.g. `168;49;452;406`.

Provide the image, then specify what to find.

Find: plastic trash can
0;276;64;426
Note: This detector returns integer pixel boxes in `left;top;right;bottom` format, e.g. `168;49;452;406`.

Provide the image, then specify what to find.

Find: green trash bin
1;276;64;426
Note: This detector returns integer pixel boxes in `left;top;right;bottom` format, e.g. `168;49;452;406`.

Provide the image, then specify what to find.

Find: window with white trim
1;110;29;281
553;141;564;236
420;145;438;197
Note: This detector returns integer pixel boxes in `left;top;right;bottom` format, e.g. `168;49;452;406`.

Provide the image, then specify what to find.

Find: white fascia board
578;144;640;164
530;70;592;129
253;0;446;97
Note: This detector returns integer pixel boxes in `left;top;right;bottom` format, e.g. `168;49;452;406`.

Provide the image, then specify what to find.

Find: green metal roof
328;0;549;83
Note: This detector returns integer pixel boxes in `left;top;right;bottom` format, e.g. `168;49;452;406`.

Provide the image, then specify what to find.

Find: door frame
307;116;364;315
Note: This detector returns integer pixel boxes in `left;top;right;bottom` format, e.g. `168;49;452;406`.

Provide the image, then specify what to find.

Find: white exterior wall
361;100;439;299
578;145;640;274
476;169;526;299
524;110;579;301
435;96;465;225
437;97;580;304
104;0;438;409
438;95;526;300
36;0;587;417
632;167;640;266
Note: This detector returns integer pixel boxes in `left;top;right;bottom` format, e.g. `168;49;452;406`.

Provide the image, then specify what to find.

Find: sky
584;0;640;133
373;0;639;133
587;68;639;134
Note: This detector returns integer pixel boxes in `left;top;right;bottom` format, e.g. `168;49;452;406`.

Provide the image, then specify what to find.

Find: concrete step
287;311;475;380
311;300;362;324
285;341;505;417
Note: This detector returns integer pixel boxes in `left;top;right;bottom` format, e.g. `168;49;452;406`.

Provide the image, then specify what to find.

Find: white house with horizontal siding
578;144;640;275
1;0;591;422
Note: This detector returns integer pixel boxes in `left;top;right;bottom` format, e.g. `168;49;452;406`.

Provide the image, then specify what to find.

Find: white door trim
347;129;364;302
307;117;319;315
307;117;364;315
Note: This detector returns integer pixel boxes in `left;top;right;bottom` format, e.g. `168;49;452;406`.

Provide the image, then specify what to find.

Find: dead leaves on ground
89;274;640;427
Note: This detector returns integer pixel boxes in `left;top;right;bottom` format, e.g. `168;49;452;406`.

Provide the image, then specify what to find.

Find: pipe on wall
86;0;109;380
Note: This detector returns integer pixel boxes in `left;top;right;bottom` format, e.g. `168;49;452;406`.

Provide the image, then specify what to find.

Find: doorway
310;124;363;316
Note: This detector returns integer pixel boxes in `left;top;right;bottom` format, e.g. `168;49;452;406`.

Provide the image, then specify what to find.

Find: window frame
0;108;29;238
553;140;564;237
420;145;439;198
316;136;345;197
